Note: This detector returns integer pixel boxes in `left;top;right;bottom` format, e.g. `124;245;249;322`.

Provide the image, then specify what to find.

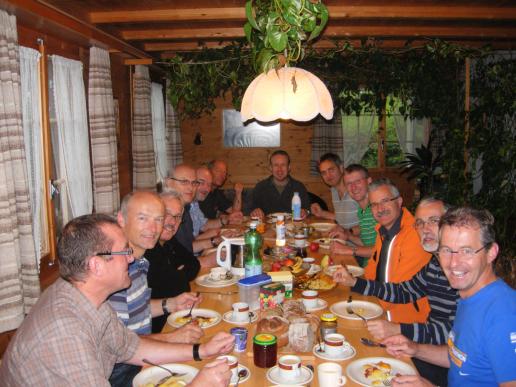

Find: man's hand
199;332;235;359
234;182;244;195
157;322;204;344
330;240;353;256
332;266;357;287
383;334;419;358
300;208;309;220
228;211;243;225
367;320;401;341
310;203;323;217
189;358;232;387
250;208;265;219
329;225;349;240
392;375;435;387
168;292;202;313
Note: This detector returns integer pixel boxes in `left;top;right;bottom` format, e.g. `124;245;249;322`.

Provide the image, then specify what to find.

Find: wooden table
162;221;415;386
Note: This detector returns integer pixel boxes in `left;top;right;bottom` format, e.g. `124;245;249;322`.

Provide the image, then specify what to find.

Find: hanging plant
244;0;329;72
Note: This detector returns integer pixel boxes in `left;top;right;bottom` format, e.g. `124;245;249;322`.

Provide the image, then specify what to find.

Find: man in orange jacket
364;178;431;323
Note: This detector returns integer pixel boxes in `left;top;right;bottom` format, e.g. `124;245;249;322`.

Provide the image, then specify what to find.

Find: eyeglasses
414;217;441;230
370;196;399;209
436;244;489;259
166;213;183;221
168;177;200;187
97;247;134;259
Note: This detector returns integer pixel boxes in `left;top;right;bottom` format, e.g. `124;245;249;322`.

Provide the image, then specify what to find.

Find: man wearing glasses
362;178;432;324
383;207;516;387
334;197;458;386
0;214;234;386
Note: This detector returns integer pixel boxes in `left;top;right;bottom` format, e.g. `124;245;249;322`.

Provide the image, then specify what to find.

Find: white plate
324;264;364;277
330;300;383;320
222;310;259;325
266;212;292;223
266;365;313;385
346;357;417;386
306;264;321;276
167;308;222;329
287;241;309;248
230;364;251;385
133;363;198;387
195;274;238;288
313;343;356;361
314;237;331;249
310;223;334;233
299;298;328;312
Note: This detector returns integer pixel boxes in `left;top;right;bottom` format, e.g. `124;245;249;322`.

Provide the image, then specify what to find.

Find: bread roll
256;315;290;347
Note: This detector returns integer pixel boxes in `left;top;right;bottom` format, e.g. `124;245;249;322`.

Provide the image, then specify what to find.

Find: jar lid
320;313;337;322
253;333;277;345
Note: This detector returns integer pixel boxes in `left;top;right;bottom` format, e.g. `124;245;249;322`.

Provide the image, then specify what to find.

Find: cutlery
316;335;325;353
383;377;393;386
184;292;200;320
360;337;386;348
248;311;254;323
234;369;248;387
306;364;314;387
142;359;186;385
346;306;367;322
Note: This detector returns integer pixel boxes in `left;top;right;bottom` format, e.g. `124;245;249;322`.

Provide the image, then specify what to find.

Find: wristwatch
193;343;202;361
210;237;217;247
351;246;358;257
161;298;170;315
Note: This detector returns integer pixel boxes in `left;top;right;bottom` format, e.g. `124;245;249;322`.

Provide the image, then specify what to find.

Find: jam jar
253;333;277;368
319;313;338;339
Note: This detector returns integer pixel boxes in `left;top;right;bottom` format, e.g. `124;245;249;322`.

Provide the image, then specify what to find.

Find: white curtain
151;82;167;182
393;115;431;154
341;112;377;165
49;55;93;222
19;46;44;268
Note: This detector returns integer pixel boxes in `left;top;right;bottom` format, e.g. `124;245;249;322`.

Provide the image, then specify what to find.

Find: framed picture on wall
223;109;280;147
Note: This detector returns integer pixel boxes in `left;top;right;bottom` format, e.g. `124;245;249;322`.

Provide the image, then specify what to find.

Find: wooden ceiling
7;0;516;60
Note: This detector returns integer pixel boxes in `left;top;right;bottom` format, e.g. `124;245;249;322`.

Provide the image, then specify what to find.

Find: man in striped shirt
329;164;377;266
334;197;458;386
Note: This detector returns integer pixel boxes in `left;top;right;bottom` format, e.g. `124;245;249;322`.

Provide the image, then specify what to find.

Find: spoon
234;369;248;387
360;337;386;348
316;335;325;353
306;365;314;387
184;292;200;320
142;359;186;385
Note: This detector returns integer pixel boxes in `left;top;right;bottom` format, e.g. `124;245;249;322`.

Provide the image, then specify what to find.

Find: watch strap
162;298;170;315
193;343;202;361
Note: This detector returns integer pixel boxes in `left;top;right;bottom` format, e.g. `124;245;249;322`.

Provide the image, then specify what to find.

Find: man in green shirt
330;164;377;266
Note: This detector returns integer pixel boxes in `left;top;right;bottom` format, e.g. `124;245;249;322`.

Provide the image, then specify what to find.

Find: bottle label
292;203;301;220
245;263;262;278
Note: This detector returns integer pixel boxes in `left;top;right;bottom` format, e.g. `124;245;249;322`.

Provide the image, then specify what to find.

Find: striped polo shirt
331;187;359;229
358;204;377;246
108;257;152;335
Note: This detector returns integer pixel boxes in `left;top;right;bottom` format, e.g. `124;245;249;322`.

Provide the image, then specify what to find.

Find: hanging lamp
240;66;333;123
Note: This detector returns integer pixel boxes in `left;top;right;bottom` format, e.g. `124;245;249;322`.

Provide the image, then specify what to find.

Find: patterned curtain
151;82;167;182
165;80;183;173
88;46;120;214
0;10;40;333
310;110;343;174
132;65;156;189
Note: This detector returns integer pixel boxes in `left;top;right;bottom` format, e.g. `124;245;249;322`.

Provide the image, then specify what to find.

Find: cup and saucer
301;290;328;312
216;355;251;385
223;302;258;325
266;355;313;385
313;333;356;361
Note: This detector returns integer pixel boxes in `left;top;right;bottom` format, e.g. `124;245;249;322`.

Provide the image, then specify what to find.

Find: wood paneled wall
180;95;414;211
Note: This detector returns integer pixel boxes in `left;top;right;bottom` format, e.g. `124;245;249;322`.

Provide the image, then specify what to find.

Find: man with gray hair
362;178;432;324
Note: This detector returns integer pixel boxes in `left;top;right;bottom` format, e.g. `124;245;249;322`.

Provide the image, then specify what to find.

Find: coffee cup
323;333;348;357
278;355;302;381
209;267;228;281
317;362;346;386
294;234;306;248
302;290;318;309
232;302;250;322
216;355;238;380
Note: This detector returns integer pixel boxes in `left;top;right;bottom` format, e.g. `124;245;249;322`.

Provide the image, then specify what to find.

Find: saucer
266;365;313;385
195;274;238;288
223;310;258;325
313;343;356;361
300;298;328;312
230;364;251;385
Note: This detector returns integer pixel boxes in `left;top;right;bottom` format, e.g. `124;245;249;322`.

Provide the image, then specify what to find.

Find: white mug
278;355;302;381
231;302;250;322
294;234;306;248
317;362;346;386
216;355;238;380
302;290;318;309
323;333;348;357
216;237;245;276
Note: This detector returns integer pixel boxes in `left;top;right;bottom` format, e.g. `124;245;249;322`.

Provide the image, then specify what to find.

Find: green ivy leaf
302;15;316;32
244;22;253;43
308;3;328;41
245;0;260;31
268;26;288;52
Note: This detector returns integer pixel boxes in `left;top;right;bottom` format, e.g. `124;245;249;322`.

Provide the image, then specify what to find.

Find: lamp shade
240;67;333;122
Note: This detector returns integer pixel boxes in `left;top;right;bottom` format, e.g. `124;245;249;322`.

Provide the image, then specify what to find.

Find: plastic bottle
292;192;301;221
275;215;286;247
244;221;263;277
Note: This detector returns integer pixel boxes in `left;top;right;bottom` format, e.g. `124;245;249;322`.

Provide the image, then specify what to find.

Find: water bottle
292;192;302;221
244;222;263;277
275;215;286;247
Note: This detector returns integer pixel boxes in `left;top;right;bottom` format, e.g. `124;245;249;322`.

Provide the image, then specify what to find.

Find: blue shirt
189;200;208;237
108;257;152;335
447;279;516;386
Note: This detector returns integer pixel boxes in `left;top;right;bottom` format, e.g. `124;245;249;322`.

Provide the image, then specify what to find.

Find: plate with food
314;237;332;249
266;212;292;223
330;300;383;321
324;264;365;278
195;274;238;288
346;357;416;386
309;222;335;233
296;272;336;291
167;308;221;329
133;363;198;387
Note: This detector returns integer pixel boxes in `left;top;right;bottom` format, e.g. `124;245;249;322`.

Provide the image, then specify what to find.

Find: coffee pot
216;237;245;276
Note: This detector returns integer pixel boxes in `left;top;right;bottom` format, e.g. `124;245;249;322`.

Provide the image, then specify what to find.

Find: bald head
196;166;213;201
166;163;197;204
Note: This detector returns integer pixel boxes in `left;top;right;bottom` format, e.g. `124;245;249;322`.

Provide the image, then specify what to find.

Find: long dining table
161;218;416;386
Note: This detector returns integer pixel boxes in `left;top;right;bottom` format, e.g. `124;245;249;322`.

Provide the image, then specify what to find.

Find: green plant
244;0;329;72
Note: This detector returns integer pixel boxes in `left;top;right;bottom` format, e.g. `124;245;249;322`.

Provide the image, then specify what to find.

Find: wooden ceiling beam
123;25;516;41
90;6;516;24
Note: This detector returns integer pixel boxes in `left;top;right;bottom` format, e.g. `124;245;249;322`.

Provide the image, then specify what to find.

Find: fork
383;377;393;386
184;291;200;320
346;306;367;322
